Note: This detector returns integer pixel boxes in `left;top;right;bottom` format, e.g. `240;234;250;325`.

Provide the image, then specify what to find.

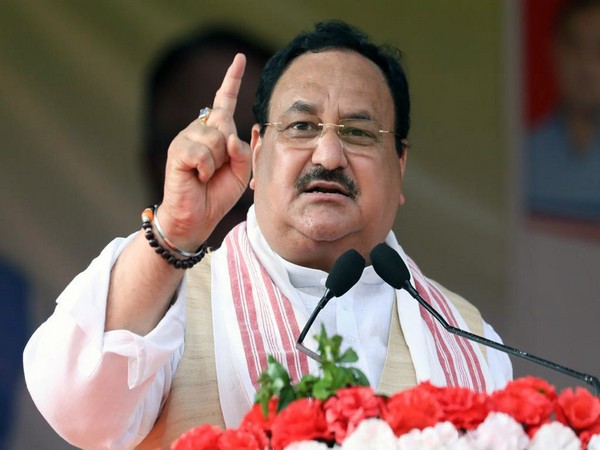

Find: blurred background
1;0;599;448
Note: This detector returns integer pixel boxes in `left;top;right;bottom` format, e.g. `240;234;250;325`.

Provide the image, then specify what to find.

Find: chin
296;220;360;244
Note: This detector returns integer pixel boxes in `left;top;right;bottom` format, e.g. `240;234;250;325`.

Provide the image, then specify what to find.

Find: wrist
141;206;206;269
154;204;207;253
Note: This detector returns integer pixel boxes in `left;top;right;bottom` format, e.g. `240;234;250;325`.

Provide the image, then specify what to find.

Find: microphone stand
295;292;332;363
402;281;600;396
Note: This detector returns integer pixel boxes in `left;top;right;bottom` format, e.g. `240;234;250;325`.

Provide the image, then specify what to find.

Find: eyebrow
285;101;318;115
284;101;376;121
345;111;374;121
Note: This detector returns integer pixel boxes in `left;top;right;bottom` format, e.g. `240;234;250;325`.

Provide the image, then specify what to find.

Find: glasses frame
262;119;397;150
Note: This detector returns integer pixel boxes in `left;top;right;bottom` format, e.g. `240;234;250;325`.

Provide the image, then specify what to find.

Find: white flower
465;412;529;450
528;422;579;450
397;422;461;450
284;441;331;450
447;436;475;450
341;418;398;450
589;434;600;450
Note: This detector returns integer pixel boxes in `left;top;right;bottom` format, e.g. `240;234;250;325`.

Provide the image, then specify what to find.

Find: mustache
294;167;360;200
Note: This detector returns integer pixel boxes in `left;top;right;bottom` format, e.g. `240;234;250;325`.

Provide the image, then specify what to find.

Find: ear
249;124;262;190
398;141;409;206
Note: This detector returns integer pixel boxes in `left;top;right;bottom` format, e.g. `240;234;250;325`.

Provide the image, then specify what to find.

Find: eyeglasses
262;117;395;154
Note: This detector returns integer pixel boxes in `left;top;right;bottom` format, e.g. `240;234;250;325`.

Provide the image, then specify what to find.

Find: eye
286;121;319;132
341;126;375;138
282;120;321;139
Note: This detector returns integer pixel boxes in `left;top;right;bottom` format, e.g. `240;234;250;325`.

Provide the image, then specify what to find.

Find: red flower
217;428;262;450
324;386;386;443
170;424;222;450
555;387;600;432
490;377;554;428
270;398;331;450
240;398;278;438
421;382;490;430
507;376;557;401
383;385;443;436
579;423;600;450
237;421;269;450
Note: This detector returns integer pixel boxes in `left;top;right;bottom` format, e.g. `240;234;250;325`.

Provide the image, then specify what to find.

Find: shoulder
426;278;486;346
429;279;482;319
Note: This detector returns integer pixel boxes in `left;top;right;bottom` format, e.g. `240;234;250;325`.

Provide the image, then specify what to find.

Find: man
527;0;600;226
24;21;511;449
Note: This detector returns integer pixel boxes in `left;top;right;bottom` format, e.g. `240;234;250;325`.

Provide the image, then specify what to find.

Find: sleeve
482;321;513;390
23;233;187;450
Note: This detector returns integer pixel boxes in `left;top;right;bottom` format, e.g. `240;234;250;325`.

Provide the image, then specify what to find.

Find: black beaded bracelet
141;206;206;269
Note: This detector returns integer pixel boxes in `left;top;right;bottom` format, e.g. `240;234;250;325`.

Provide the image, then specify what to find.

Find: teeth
308;188;345;195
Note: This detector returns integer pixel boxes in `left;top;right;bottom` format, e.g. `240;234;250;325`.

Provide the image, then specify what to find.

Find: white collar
245;205;392;291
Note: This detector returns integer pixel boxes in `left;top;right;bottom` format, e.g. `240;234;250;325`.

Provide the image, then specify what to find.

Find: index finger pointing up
212;53;247;118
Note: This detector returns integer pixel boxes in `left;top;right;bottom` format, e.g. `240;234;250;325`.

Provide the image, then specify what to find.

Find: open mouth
303;181;350;197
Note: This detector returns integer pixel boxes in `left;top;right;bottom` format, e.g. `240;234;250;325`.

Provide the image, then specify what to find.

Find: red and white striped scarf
222;222;488;395
407;258;488;392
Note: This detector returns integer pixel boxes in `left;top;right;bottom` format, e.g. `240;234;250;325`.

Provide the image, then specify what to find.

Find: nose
311;124;348;170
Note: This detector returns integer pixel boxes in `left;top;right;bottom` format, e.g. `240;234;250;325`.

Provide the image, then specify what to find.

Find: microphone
370;242;600;395
296;249;366;361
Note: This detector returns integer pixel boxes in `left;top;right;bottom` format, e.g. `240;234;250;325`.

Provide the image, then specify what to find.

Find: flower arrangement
170;329;600;450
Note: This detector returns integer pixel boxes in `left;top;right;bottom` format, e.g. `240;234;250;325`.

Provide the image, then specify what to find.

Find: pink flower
324;386;385;443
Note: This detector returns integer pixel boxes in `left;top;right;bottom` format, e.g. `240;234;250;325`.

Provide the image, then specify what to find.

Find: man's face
554;7;600;113
250;49;407;271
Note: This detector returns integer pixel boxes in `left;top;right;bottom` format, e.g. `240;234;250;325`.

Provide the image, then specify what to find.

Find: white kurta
23;209;512;450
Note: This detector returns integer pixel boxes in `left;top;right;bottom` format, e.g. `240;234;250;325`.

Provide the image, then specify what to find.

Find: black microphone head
325;249;366;297
370;243;411;290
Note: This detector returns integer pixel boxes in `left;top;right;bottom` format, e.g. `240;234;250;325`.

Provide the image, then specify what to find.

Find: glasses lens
270;116;388;152
338;119;382;147
281;120;321;143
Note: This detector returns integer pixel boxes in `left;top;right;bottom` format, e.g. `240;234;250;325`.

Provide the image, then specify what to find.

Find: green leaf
254;326;371;416
277;386;297;412
338;348;359;364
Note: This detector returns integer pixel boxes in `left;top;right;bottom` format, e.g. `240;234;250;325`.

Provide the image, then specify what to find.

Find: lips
295;167;360;200
303;181;350;196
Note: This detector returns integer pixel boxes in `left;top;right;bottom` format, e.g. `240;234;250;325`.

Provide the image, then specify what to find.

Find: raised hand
158;53;253;251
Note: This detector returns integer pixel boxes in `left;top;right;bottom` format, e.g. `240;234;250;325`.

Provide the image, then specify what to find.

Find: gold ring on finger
198;107;212;125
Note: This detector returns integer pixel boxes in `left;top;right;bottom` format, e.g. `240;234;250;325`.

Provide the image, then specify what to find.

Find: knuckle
194;146;212;165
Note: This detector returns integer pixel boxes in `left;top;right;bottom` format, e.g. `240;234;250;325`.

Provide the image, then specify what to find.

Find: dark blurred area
143;27;273;248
